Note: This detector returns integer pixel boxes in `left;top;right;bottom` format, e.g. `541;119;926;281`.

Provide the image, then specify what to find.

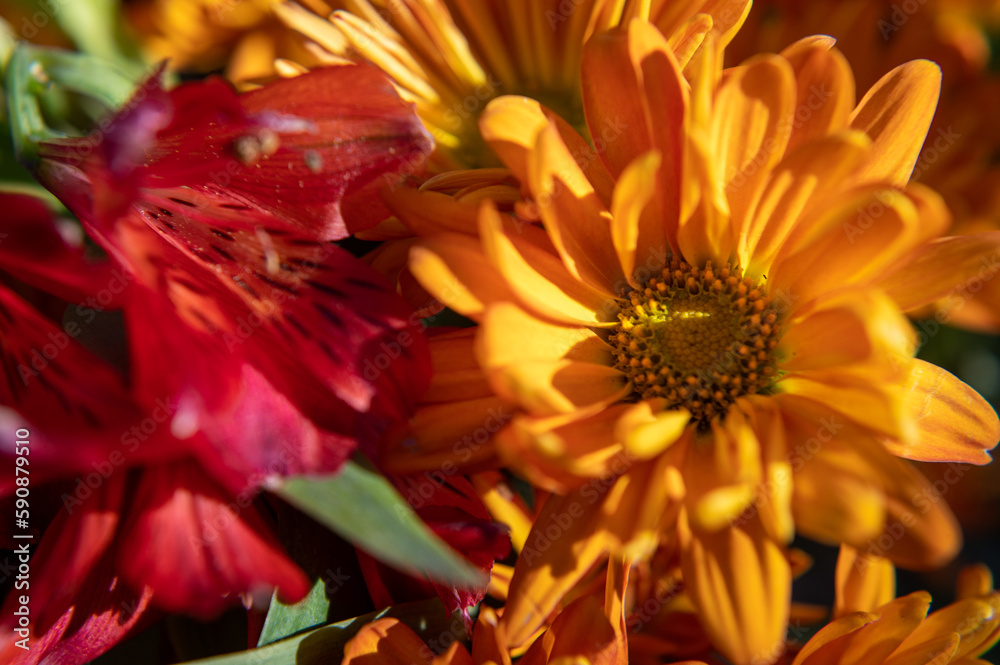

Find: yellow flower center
611;259;783;425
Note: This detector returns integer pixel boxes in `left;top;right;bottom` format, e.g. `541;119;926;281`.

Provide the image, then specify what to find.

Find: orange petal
710;54;796;253
679;512;791;665
529;123;624;294
383;396;509;474
834;545;896;618
478;301;613;369
741;131;872;274
486;359;630;417
423;328;494;404
611;150;669;287
877;231;1000;313
479;96;615;205
501;491;611;648
614;400;691;460
479;203;618;325
779;39;856;152
409;233;518;320
343;618;434;665
768;184;948;308
581;25;654;180
886;358;999;465
779;289;913;376
472;607;513;665
789;612;878;665
848;60;942;187
496;406;633;493
385;184;480;236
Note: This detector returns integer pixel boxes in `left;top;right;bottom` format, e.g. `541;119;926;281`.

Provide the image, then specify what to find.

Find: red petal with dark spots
116;460;310;619
39;64;432;240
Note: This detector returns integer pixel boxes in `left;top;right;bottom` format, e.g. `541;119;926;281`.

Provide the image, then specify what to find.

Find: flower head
275;0;752;171
382;19;1000;663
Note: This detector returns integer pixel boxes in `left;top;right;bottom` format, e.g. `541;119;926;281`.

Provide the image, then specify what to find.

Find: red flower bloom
0;64;436;663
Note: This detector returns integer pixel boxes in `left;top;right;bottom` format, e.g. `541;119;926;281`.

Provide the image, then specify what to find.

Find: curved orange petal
834;545;896;618
886;358;999;465
529;123;624;294
779;39;856;152
877;231;1000;314
611;150;669;287
768;184;948;308
479;203;618;325
343;618;433;665
848;60;942;187
710;53;796;253
779;289;913;376
409;233;518;320
741;131;872;274
479;95;615;206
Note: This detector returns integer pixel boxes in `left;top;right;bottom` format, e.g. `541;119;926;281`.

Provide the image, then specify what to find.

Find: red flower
0;64;435;662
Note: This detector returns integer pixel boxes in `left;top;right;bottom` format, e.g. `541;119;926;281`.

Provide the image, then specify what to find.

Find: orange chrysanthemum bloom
728;0;1000;330
381;19;1000;665
274;0;752;171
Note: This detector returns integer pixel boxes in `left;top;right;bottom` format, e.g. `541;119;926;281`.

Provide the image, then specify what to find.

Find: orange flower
274;0;752;171
384;19;1000;664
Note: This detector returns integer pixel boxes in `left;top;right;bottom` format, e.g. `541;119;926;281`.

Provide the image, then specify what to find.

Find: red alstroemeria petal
195;364;356;493
116;460;309;619
0;546;154;665
44;64;432;241
0;286;169;490
0;193;119;304
104;185;431;431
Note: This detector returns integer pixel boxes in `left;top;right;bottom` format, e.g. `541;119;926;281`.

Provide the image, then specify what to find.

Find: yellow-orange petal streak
709;54;796;252
779;37;856;152
409;233;518;319
877;231;1000;314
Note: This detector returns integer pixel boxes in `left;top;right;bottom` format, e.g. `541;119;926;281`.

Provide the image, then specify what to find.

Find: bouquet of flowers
2;1;1000;664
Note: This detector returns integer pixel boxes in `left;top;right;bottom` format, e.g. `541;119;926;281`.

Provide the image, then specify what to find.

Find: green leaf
182;598;465;665
258;578;331;647
270;459;483;588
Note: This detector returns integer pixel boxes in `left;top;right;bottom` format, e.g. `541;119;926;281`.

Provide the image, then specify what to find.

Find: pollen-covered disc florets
611;259;783;424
